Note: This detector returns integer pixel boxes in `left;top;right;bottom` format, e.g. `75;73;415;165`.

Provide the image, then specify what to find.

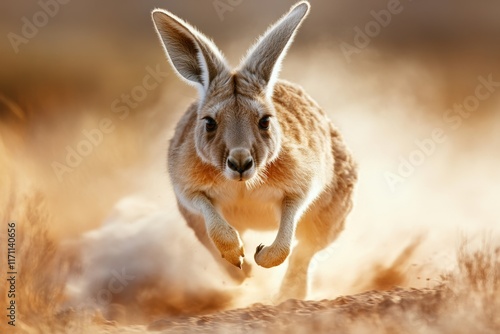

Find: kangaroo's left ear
152;9;230;98
238;2;310;98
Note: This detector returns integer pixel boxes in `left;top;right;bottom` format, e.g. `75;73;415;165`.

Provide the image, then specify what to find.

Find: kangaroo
151;1;357;300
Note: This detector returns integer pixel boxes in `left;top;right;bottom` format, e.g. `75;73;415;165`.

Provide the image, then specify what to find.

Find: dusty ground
147;287;448;333
62;235;496;334
15;240;498;334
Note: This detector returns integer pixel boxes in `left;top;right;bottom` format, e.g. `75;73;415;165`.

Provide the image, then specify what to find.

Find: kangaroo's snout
226;148;254;180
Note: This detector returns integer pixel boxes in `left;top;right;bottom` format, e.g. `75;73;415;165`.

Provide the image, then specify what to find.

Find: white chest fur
207;182;284;232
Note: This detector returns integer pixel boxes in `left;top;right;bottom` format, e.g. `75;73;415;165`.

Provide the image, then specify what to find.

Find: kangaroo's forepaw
210;224;245;268
254;244;289;268
223;246;245;269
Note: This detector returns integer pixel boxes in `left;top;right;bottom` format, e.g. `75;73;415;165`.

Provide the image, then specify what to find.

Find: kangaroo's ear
152;9;229;97
238;2;310;98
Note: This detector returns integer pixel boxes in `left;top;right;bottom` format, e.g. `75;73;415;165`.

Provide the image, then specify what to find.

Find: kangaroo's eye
258;116;271;130
203;117;217;132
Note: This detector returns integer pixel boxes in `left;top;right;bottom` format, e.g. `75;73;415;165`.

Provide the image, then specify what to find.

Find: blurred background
0;0;499;329
2;0;500;108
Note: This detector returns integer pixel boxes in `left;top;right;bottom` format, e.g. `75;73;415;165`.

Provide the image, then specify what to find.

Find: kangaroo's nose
227;149;253;175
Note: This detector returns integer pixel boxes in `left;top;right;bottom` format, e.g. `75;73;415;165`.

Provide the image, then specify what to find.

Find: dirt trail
146;286;447;333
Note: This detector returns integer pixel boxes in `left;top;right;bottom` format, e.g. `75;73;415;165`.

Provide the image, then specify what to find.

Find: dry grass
441;239;500;333
0;190;76;333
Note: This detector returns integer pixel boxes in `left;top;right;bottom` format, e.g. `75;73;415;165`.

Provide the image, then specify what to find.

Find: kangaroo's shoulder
272;80;326;116
271;79;331;152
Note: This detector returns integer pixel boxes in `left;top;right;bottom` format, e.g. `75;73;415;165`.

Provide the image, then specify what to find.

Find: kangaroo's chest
207;184;284;231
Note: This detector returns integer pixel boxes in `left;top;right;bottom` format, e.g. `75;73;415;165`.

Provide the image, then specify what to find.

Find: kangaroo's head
152;2;309;182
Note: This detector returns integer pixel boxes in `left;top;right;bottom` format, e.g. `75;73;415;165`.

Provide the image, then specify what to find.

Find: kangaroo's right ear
238;2;310;99
152;9;229;97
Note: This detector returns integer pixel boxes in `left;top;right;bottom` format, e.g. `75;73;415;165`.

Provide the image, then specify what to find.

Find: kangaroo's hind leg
277;237;321;301
278;193;352;301
278;129;357;301
177;203;252;284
